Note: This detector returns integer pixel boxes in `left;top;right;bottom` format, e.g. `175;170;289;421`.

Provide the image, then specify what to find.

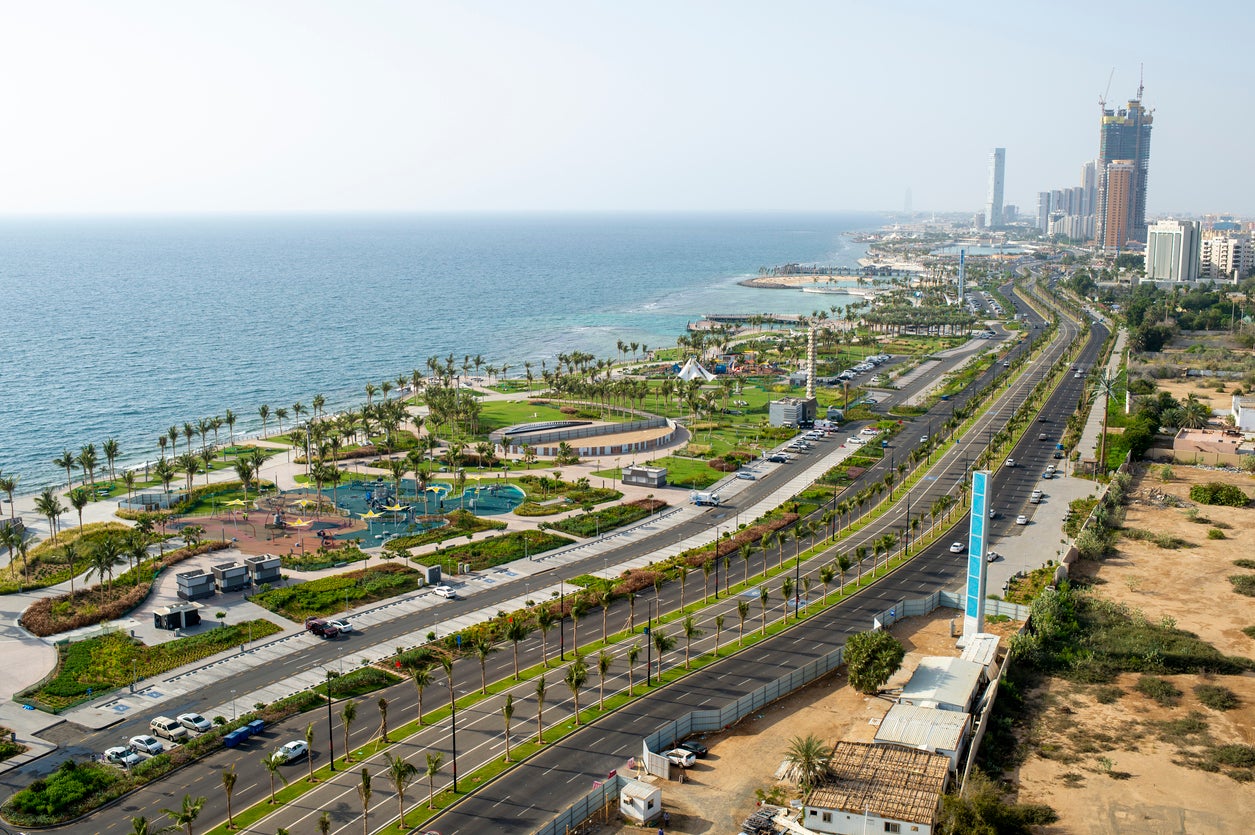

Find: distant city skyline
2;1;1253;215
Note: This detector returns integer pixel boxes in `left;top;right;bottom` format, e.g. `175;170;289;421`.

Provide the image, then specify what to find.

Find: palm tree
758;586;770;635
739;541;753;588
438;651;458;772
341;700;357;764
570;598;588;653
53;448;77;490
258;404;271;438
383;753;418;828
1091;370;1119;475
261;752;287;803
221;766;237;830
126;815;168;835
304;722;316;783
471;634;498;694
682;615;703;669
819;565;835;604
713;614;725;656
534;674;547;743
424;751;443;809
356;767;372;835
88;536;123;602
35;486;65;545
158;794;205;835
536;606;556;667
626;642;641;695
68;486;90;530
103;438;120;483
224;409;237;445
318;811;330;835
783;733;835;792
737;599;751;645
408;663;431;725
377;696;390;743
504;618;530;680
596;649;613;710
781;578;794;623
651;628;676;679
564;652;588;725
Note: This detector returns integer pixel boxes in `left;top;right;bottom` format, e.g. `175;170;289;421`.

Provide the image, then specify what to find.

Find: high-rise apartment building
1037;191;1052;233
1146;220;1200;282
1102;161;1136;250
1080;161;1097;219
1201;234;1255;282
1095;93;1153;246
985;148;1005;228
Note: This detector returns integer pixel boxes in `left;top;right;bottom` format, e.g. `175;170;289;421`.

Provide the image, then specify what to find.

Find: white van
150;716;189;742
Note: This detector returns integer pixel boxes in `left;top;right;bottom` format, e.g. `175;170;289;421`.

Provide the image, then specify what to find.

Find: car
1001;360;1010;367
766;453;789;463
1046;465;1057;474
1041;471;1052;480
665;749;697;768
177;712;212;734
432;585;457;599
304;617;340;639
869;375;883;384
948;542;965;554
987;509;1000;519
327;619;353;633
860;427;879;436
920;434;929;443
1038;433;1048;441
1038;416;1050;423
129;735;164;756
1005;458;1016;468
736;471;757;480
274;740;309;763
1053;450;1064;459
1074;372;1083;379
1015;515;1029;525
678;740;709;758
986;551;1002;563
104;746;142;767
1030;490;1043;503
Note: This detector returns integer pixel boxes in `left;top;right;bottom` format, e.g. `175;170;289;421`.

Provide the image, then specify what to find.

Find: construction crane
1098;67;1115;111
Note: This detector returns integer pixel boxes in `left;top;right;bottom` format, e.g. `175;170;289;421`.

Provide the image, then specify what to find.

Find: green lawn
475;400;586;435
252;564;421;620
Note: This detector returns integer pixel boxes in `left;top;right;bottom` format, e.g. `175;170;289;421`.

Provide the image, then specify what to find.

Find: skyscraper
1037;191;1051;234
985;148;1005;228
1102;161;1136;250
1095;90;1153;247
1080;160;1097;219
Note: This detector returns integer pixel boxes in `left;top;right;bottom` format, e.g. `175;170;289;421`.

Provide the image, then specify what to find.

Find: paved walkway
1076;327;1127;465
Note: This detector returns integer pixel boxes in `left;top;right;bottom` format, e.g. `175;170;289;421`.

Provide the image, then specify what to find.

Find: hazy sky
3;0;1250;215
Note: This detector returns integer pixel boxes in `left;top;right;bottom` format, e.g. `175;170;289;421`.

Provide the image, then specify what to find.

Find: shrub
1208;528;1227;540
1189;482;1250;507
2;760;123;824
1094;685;1124;704
1195;684;1240;711
1211;745;1255;769
1244;625;1255;640
1234;559;1255;570
1136;675;1182;707
252;564;421;619
1230;575;1255;597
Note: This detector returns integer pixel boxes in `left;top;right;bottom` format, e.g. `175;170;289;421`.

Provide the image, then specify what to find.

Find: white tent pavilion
676;357;716;381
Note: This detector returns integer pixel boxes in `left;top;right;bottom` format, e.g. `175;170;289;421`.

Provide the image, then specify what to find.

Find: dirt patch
1014;464;1255;834
599;608;1017;834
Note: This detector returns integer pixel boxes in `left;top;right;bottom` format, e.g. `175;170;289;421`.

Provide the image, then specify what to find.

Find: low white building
802;742;950;835
617;778;662;824
898;657;984;714
874;703;971;772
1232;395;1255;432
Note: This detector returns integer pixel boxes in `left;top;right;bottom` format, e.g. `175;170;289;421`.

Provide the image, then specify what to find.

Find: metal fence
539;588;1032;833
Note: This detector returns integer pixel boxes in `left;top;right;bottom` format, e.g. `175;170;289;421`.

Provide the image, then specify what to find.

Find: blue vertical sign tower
964;471;990;640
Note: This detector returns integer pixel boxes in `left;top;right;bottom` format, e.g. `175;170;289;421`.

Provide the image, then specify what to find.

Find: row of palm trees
50;438;122;492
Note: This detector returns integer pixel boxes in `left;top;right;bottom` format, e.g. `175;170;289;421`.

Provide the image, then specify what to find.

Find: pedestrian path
1076;327;1126;464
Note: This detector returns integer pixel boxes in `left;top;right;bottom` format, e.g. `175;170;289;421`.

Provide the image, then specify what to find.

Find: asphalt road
13;280;1074;833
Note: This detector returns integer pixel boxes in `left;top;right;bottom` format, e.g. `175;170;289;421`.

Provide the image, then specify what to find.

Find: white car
129;735;164;756
665;748;697;768
177;712;212;734
327;619;353;633
104;746;142;767
736;471;757;480
432;585;457;599
845;437;864;446
274;740;309;763
948;542;965;554
1005;458;1016;468
1016;515;1029;525
860;427;879;436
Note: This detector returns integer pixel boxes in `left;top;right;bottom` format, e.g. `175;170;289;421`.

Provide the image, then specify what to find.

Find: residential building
1201;233;1255;282
1101;161;1136;250
1095;94;1153;245
1145;219;1200;281
802;742;950;835
1080;160;1097;218
984;147;1005;228
1232;395;1255;432
1036;191;1051;233
1172;428;1244;467
769;396;817;427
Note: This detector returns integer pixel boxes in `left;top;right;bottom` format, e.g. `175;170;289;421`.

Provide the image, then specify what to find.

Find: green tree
77;443;98;486
818;565;835;604
564;651;589;725
423;751;443;809
536;606;556;667
304;722;316;784
407;663;431;726
159;794;206;835
68;486;90;530
844;630;906;695
53;448;77;491
377;696;390;743
471;633;498;694
504;618;531;680
682;614;703;669
356;767;372;835
341;699;357;764
758;586;770;635
534;674;547;743
261;753;287;803
383;752;418;828
784;733;834;792
596;649;614;710
501;693;515;762
651;628;676;679
626;642;641;695
220;767;237;830
737;599;751;645
937;770;1058;835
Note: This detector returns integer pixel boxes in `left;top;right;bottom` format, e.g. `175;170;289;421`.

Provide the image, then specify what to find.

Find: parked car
1052;450;1065;459
665;749;697;768
948;542;965;554
986;551;1002;563
129;735;165;756
273;740;309;763
1041;471;1052;480
678;740;709;758
766;453;789;463
860;427;879;436
104;746;142;767
177;713;212;734
845;437;864;446
149;716;189;742
1030;490;1043;503
432;585;457;599
1015;515;1029;525
327;619;353;633
736;471;757;480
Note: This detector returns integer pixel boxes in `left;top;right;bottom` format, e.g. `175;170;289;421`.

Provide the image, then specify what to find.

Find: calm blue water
0;213;879;491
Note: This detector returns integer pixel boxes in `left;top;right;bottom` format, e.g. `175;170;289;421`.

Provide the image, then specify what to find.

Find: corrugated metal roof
899;656;983;711
620;779;658;801
959;633;1000;669
874;704;969;753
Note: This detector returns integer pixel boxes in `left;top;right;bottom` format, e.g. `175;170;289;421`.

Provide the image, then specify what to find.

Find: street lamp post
712;525;722;600
645;599;655;687
559;579;565;661
325;669;337;771
231;689;237;722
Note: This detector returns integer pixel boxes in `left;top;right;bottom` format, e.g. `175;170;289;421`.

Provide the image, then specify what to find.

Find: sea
0;212;880;492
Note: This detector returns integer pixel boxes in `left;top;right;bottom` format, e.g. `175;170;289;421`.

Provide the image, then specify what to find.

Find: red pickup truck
304;617;340;639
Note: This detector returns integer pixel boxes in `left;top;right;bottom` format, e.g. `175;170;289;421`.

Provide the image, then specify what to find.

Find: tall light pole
324;669;338;771
712;525;722;600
